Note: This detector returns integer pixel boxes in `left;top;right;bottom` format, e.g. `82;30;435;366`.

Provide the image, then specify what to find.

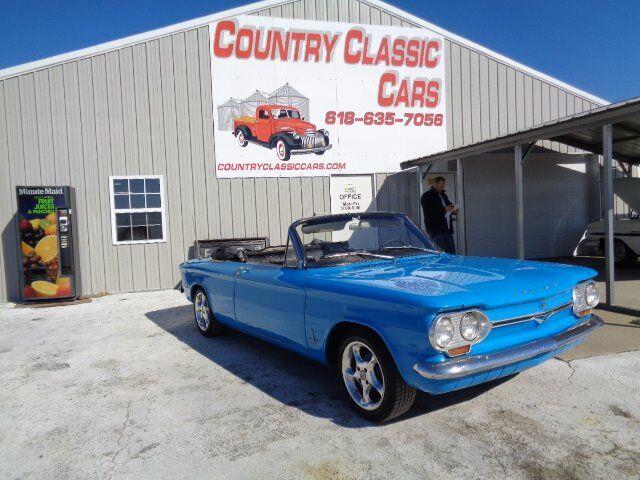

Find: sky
1;0;638;103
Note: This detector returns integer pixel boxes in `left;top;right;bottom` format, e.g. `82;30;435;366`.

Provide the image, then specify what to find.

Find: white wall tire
275;139;291;161
236;129;248;147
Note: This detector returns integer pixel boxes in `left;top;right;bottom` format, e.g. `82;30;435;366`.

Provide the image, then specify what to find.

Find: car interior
210;239;352;266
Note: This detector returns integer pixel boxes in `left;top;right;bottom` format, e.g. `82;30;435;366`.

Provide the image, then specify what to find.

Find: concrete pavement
0;290;638;479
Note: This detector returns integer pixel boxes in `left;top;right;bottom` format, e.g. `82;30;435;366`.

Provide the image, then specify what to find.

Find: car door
233;234;307;349
256;108;272;143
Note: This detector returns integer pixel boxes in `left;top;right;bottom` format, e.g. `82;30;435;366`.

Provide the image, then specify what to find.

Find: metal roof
0;0;607;105
401;97;640;169
269;83;308;99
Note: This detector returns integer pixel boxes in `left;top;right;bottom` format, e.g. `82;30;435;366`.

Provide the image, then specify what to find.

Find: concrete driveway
1;290;639;479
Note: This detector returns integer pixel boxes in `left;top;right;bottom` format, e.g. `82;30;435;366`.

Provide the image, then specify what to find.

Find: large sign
210;16;447;178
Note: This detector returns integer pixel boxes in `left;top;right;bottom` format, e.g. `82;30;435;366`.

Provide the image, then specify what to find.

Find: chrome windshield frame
289;212;438;268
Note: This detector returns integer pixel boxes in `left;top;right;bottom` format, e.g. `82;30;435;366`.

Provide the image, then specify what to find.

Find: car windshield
271;109;301;119
294;213;439;267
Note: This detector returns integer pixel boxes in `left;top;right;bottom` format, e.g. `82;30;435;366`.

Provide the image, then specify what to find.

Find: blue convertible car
179;212;603;422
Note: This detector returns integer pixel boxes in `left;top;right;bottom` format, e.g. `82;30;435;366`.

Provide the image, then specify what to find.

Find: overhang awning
401;96;640;169
401;95;640;309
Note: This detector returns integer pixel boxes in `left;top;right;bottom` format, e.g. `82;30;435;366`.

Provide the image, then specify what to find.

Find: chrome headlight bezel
572;280;599;316
429;309;492;353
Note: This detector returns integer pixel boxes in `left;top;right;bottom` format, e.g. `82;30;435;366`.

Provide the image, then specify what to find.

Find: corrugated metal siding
0;0;608;301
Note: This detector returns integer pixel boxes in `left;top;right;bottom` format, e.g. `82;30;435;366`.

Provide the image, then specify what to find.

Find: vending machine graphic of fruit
16;186;77;302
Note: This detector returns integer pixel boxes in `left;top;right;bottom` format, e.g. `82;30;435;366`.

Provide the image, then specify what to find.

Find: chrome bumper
413;315;604;380
291;144;332;154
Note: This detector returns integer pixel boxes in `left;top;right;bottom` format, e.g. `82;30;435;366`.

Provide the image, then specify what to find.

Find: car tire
614;239;637;266
338;331;416;423
275;139;291;161
192;288;223;337
236;129;248;147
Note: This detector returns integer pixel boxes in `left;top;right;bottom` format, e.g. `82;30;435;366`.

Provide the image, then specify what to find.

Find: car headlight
429;310;491;355
572;280;599;316
433;317;455;348
585;282;599;306
460;311;490;341
291;132;301;140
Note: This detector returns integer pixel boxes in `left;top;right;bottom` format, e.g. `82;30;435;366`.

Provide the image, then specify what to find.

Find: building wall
0;0;606;301
464;154;592;259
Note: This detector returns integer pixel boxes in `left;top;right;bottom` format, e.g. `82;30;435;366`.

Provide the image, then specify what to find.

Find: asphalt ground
1;290;639;479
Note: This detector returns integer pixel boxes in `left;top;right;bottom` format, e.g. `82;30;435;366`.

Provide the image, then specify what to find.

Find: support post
602;124;615;305
514;144;525;260
455;157;466;255
586;155;601;221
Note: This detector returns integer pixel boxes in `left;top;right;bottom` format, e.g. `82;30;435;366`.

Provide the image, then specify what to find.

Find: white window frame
109;175;167;245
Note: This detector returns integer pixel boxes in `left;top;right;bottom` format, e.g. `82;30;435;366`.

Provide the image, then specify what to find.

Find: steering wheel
381;239;405;248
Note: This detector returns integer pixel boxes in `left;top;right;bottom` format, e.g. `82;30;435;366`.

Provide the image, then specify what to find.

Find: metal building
268;83;310;120
240;91;270;117
0;0;610;302
217;98;242;131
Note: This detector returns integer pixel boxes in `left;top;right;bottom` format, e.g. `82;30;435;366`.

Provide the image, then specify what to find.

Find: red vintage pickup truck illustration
233;105;332;161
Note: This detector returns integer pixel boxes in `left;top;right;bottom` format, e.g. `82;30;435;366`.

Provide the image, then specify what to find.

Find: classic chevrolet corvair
179;212;603;422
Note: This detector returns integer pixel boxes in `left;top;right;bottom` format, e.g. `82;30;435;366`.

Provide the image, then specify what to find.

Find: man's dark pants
432;232;456;254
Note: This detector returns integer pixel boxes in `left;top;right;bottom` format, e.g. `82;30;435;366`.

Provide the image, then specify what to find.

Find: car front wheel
275;139;291;161
339;332;416;422
193;288;223;337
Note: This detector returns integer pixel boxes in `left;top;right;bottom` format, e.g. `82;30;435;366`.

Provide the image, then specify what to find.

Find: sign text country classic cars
210;16;447;178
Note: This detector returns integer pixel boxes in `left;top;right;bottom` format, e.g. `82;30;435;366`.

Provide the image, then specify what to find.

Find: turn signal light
578;308;592;317
447;345;470;357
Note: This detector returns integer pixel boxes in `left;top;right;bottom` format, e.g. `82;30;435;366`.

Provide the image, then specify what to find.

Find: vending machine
16;186;77;302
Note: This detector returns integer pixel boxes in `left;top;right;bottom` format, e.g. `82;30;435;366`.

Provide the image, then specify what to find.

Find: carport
402;97;640;307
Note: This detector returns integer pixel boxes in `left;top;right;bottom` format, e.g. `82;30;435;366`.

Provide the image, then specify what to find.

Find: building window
109;175;166;245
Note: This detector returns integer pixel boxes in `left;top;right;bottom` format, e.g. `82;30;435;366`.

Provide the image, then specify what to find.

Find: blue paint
179;213;598;395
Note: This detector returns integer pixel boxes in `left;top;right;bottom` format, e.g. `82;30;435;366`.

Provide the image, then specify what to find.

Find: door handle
236;266;249;275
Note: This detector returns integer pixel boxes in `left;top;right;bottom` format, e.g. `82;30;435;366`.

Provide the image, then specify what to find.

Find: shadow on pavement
146;304;509;427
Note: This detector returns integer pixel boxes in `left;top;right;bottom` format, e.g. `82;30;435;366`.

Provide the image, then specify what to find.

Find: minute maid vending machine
16;186;78;302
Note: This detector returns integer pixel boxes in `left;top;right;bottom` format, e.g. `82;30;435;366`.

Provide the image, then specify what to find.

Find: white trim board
0;0;608;105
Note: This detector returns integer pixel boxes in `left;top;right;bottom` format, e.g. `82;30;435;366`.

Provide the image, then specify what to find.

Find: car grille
301;133;326;149
492;301;573;328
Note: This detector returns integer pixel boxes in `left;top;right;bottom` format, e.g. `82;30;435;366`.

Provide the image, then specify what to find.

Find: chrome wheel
237;131;246;146
341;341;385;411
194;291;210;331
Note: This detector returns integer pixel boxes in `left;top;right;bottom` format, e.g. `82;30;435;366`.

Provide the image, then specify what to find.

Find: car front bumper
291;144;332;154
413;315;604;381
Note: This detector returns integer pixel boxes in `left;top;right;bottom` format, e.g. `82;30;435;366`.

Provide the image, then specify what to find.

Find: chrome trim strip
492;301;573;328
413;315;604;380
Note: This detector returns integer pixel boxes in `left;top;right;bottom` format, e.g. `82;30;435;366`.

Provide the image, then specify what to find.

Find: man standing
421;176;458;254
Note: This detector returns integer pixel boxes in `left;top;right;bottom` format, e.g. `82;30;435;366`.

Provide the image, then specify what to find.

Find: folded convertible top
194;237;269;259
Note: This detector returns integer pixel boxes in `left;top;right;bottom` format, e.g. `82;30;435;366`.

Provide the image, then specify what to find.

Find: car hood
308;254;596;311
275;119;317;134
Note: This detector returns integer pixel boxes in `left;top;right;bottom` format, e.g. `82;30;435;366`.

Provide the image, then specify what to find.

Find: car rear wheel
193;288;223;337
275;139;291;161
236;129;248;147
614;239;637;266
339;332;416;423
